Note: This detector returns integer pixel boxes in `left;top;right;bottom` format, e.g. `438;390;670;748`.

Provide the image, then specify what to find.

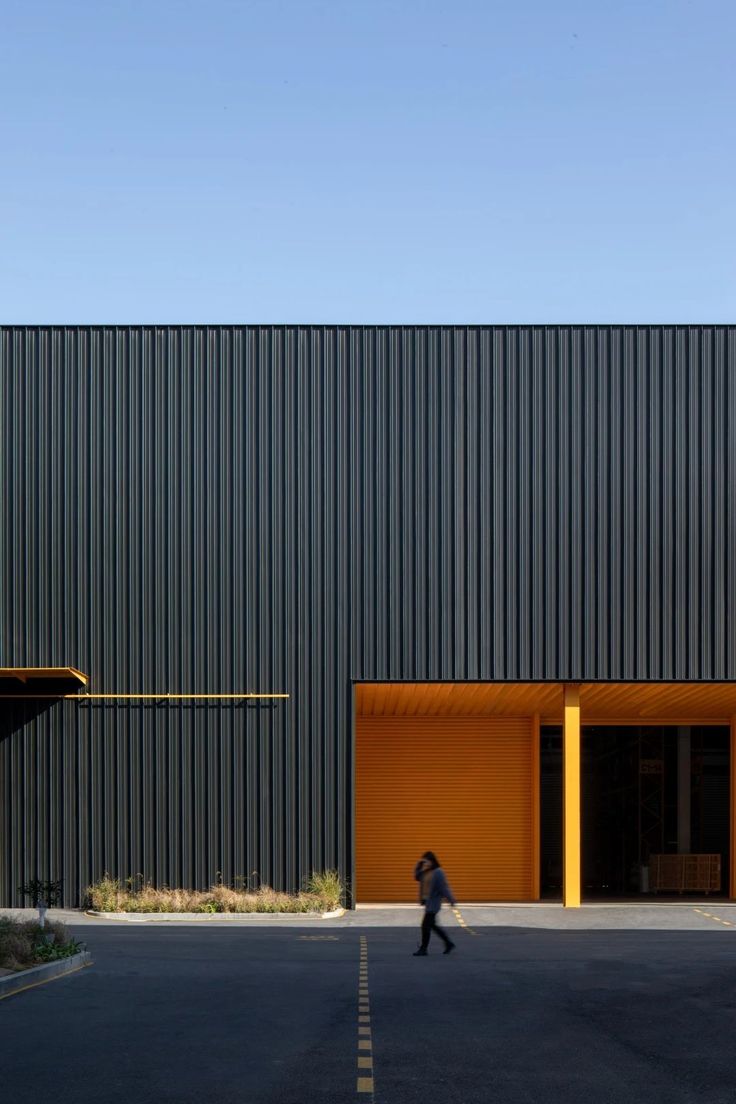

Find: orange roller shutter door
355;717;536;902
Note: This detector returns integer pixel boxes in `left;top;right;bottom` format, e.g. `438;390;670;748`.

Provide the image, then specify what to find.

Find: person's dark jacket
414;862;457;912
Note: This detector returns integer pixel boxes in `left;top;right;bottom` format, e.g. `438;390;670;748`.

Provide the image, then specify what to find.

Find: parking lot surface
3;905;736;1103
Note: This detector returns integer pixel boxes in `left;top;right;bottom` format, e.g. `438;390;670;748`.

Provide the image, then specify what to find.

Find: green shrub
86;874;124;912
17;878;63;908
33;937;82;962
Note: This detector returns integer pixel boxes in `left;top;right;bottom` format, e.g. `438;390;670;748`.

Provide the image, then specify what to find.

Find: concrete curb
85;908;346;922
0;951;92;1001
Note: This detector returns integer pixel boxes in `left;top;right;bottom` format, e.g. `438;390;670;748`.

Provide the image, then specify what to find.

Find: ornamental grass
86;872;343;914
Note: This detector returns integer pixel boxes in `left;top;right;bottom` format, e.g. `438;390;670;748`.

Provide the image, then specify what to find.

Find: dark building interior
541;726;730;898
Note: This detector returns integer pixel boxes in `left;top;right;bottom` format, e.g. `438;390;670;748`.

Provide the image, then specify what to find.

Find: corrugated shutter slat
356;717;533;901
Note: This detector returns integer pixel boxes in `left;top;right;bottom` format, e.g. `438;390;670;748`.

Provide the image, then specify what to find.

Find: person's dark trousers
420;909;452;951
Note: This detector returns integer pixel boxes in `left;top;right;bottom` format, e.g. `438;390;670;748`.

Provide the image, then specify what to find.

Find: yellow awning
0;666;88;687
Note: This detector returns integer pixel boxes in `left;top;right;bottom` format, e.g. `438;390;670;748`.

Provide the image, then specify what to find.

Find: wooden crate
649;854;721;893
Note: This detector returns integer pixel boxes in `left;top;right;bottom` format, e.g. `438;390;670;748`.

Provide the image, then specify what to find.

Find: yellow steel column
563;684;581;908
731;717;736;900
531;713;541;901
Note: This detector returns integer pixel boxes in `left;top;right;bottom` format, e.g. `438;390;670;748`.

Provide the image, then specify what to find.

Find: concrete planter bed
86;908;345;921
84;874;346;920
0;951;93;1001
1;913;92;1000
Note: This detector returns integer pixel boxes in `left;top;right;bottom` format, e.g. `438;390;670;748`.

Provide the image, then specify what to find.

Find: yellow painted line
357;937;375;1099
693;908;734;928
452;906;478;936
0;962;91;1002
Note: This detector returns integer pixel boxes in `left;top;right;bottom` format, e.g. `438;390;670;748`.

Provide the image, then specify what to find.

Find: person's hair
422;851;440;869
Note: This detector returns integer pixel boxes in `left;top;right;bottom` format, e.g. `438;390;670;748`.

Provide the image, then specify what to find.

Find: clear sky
1;0;734;323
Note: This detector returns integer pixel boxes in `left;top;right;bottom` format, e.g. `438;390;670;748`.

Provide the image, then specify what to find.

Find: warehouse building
2;324;735;907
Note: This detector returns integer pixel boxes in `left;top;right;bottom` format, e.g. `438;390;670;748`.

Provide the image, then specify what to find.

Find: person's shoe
443;942;456;955
412;948;428;956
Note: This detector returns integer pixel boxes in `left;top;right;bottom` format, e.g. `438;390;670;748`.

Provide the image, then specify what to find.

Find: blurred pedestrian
412;851;456;956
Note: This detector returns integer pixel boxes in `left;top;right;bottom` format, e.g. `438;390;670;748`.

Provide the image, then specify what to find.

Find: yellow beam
563;684;581;908
0;693;288;701
557;716;733;727
731;717;736;900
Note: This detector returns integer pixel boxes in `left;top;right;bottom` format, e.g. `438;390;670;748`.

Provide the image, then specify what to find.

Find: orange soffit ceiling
355;682;562;719
355;682;736;724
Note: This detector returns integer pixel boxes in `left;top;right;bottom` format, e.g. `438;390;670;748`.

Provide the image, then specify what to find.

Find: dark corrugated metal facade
1;325;735;905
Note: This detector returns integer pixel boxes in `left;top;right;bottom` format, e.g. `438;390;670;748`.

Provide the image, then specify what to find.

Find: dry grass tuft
86;872;344;914
305;870;342;911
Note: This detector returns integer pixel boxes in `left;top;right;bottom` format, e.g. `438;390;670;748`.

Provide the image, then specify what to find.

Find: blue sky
1;0;734;323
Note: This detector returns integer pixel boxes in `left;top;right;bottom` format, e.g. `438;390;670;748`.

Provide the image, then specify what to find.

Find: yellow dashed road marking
693;908;734;927
356;936;375;1097
452;906;478;936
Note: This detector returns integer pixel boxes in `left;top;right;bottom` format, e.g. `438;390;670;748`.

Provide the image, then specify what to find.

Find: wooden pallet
649;854;721;893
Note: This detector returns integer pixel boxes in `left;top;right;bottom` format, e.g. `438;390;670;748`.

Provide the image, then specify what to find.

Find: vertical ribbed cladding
1;324;736;905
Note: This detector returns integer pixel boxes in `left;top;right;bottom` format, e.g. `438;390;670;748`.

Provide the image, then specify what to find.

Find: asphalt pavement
3;905;736;1103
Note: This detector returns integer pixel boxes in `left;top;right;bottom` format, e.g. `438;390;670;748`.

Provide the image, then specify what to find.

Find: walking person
413;851;456;956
